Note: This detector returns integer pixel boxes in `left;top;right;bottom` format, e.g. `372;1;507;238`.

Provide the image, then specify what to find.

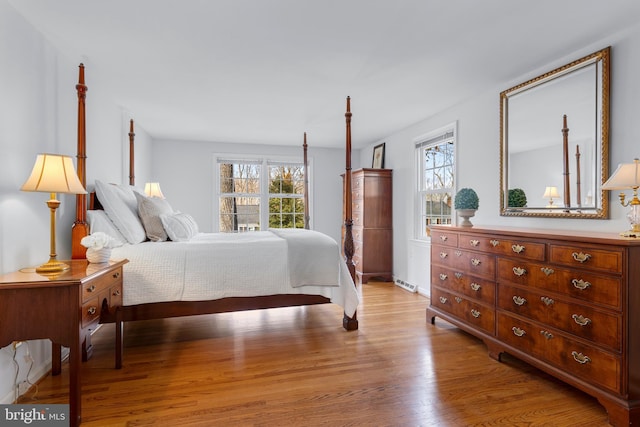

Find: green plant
454;188;479;210
508;188;527;207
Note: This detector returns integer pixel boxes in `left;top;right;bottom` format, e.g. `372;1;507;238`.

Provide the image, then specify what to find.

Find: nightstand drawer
83;266;122;302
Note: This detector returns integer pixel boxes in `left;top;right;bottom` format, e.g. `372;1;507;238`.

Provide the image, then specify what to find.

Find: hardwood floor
21;282;610;426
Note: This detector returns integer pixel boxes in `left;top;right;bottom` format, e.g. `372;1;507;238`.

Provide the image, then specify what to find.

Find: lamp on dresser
602;158;640;236
21;153;87;273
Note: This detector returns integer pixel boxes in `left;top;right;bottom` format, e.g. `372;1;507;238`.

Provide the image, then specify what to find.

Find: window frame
213;154;312;232
414;122;458;240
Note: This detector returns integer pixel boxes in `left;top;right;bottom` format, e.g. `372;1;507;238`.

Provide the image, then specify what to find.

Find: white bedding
110;229;360;317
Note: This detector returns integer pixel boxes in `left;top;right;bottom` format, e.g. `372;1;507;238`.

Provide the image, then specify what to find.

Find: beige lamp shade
21;153;87;194
542;186;560;199
603;158;640;190
144;182;165;198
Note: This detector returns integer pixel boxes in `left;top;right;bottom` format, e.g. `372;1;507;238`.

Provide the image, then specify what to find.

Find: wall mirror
500;47;610;218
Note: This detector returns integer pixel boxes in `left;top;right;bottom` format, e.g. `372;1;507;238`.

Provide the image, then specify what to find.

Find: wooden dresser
427;225;640;426
347;168;393;284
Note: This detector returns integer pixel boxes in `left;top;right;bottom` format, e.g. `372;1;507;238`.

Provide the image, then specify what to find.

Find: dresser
0;259;127;427
345;168;393;284
427;225;640;426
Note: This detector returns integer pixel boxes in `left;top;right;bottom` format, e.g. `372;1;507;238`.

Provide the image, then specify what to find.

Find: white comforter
110;229;360;317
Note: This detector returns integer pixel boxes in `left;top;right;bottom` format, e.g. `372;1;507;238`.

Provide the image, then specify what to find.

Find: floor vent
394;278;417;293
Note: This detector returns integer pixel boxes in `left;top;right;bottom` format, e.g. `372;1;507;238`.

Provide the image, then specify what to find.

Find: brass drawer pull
454;272;463;279
512;326;526;337
470;239;480;247
471;258;481;266
87;285;96;293
439;252;448;259
455;250;462;257
540;296;555;306
470;309;481;318
572;314;592;326
439;273;448;281
470;282;481;292
113;289;121;296
87;306;97;315
455;297;462;303
439;235;448;241
571;252;592;263
512;267;527;277
571;351;591;364
490;239;500;247
572;279;591;290
540;267;555;276
112;271;120;279
540;330;554;340
512;295;527;306
512;244;525;254
439;296;448;304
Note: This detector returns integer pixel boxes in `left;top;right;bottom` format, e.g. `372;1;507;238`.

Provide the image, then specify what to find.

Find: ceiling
8;1;640;149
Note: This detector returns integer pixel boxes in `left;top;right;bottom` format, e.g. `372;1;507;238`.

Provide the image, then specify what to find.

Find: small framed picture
372;143;386;168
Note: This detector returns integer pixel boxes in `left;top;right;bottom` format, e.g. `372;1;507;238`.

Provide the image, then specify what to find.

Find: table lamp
543;186;560;208
144;182;165;198
21;153;87;273
602;158;640;236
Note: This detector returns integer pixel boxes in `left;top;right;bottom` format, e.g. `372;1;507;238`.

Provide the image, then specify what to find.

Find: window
216;156;307;232
415;123;456;239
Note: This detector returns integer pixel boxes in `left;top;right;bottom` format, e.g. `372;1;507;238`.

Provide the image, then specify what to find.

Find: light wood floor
21;282;610;426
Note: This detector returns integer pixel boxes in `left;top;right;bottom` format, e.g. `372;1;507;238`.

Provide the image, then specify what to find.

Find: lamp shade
21;153;87;194
144;182;165;198
603;158;640;190
542;186;560;198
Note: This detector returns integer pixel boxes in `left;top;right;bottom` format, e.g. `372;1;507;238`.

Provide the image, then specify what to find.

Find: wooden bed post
303;132;310;230
343;96;358;331
129;119;135;186
562;114;571;209
71;63;89;259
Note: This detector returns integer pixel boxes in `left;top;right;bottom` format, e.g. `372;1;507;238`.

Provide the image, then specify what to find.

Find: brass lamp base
35;259;70;274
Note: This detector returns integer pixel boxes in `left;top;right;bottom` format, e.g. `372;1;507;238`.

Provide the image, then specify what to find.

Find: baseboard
394;277;417;293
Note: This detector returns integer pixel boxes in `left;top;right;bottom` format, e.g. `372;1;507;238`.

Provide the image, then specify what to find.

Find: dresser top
430;225;640;247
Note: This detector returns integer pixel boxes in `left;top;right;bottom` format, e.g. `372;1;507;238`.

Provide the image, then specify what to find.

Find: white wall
0;0;142;402
360;24;640;295
151;139;359;245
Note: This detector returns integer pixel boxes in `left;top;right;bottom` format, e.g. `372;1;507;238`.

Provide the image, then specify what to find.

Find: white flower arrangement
80;232;118;250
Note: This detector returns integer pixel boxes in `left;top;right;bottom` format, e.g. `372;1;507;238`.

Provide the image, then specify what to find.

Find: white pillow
87;210;126;247
160;212;199;242
95;180;147;244
135;192;174;242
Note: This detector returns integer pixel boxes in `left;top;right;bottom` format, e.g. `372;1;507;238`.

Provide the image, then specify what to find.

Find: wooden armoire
343;168;393;284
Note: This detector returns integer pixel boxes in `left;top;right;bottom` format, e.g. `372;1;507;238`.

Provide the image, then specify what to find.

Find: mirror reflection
500;47;610;218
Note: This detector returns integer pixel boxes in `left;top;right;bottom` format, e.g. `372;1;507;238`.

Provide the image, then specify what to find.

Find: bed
69;64;360;363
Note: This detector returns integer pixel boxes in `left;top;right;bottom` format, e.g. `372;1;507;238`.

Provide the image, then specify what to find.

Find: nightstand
0;259;127;427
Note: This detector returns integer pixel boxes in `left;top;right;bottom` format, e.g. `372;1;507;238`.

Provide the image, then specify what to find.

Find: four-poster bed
70;64;359;365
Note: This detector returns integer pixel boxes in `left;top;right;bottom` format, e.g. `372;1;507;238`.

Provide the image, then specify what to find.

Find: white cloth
111;230;360;317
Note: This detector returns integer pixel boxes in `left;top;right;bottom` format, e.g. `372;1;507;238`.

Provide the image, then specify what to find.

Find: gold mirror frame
500;47;610;218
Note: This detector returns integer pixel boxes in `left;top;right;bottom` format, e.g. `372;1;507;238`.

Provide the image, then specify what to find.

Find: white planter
86;247;112;264
456;209;476;227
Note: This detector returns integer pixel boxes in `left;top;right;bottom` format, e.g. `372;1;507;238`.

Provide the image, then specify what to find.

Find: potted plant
508;188;527;208
454;188;479;227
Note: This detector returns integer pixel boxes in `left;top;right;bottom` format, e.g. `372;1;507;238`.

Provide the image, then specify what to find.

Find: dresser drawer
459;234;545;261
497;312;621;393
498;284;621;351
549;244;623;274
431;266;495;305
83;266;123;303
81;290;107;328
430;230;458;248
431;287;495;335
496;258;622;310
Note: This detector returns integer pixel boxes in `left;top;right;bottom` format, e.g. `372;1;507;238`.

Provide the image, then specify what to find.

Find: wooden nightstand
0;259;127;427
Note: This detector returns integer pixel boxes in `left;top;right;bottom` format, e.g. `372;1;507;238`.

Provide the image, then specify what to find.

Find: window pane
219;196;261;232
